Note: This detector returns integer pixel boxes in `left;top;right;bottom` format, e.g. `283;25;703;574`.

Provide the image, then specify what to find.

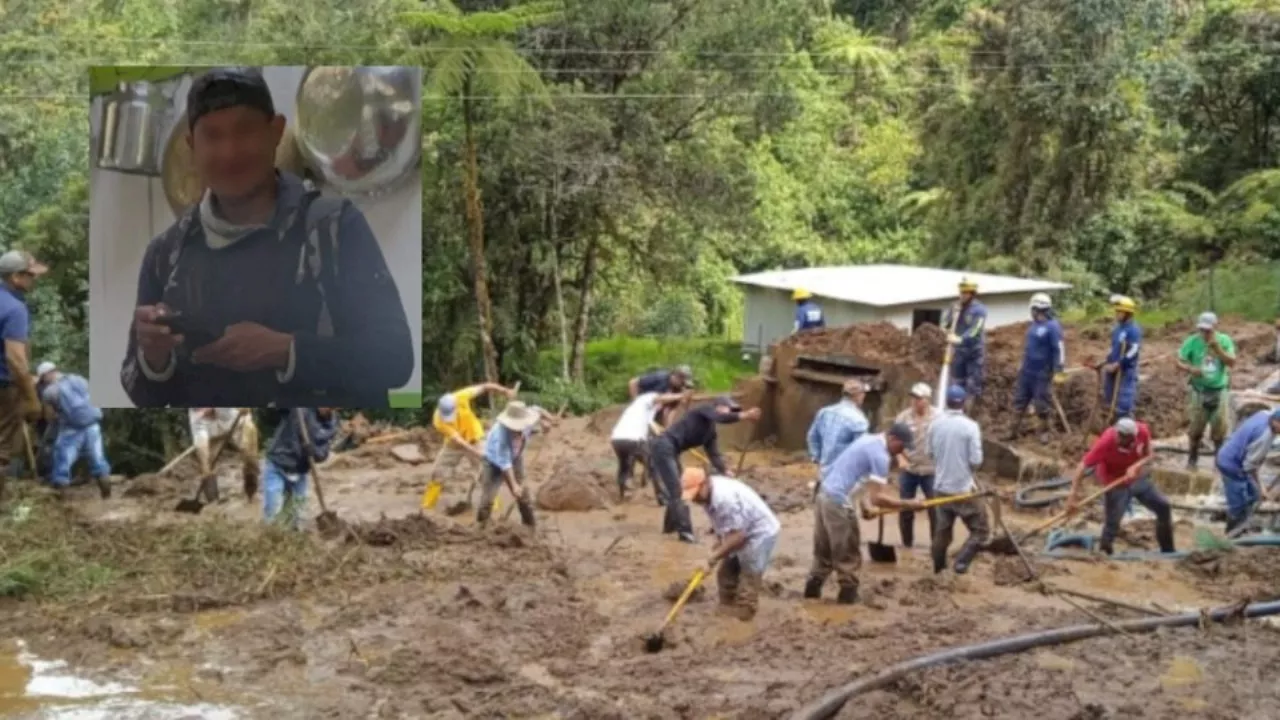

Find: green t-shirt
1178;332;1235;391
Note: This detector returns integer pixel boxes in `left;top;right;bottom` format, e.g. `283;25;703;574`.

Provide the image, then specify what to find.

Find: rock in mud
390;443;426;464
535;474;608;512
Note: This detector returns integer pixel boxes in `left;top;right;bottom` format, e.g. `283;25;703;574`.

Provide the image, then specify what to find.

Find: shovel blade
421;481;442;510
174;498;204;514
643;633;665;653
443;500;471;517
868;542;897;563
985;535;1020;556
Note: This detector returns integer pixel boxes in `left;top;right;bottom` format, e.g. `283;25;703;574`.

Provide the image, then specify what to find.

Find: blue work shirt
794;300;825;331
806;400;869;481
1022;316;1066;374
820;433;891;505
484;423;533;471
41;374;102;430
266;408;338;475
0;284;30;382
943;300;987;351
1106;319;1142;372
1218;410;1275;477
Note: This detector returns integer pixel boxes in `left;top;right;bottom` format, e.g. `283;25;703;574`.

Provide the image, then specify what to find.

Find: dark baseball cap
187;68;276;130
887;422;915;450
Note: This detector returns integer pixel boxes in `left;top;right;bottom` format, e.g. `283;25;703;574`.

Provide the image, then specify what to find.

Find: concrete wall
740;286;1046;352
87;66;423;408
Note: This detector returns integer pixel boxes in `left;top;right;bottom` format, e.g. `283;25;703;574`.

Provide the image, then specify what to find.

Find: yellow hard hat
1112;295;1138;313
792;288;813;301
958;277;978;293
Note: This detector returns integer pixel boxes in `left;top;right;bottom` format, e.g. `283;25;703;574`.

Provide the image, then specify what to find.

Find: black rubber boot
1187;432;1202;469
803;577;823;599
1098;541;1114;556
517;499;537;528
900;514;914;548
96;475;112;500
1156;519;1175;554
836;586;858;605
953;559;971;575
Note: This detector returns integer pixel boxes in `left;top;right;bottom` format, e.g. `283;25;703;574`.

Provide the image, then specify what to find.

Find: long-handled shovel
935;307;962;410
644;564;715;653
175;410;248;514
868;514;897;563
987;472;1121;554
861;490;993;519
295;409;341;535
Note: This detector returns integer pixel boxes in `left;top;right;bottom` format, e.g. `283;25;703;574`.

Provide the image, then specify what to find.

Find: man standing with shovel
1005;293;1067;445
477;401;541;528
1098;296;1142;421
1065;418;1175;555
927;386;989;574
1176;312;1235;469
262;408;338;530
804;423;923;604
942;278;988;413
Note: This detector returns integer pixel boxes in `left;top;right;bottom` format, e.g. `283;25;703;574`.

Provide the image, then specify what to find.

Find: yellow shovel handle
662;568;708;628
865;491;985;519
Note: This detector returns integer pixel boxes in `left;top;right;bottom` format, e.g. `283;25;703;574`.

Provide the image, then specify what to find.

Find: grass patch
389;390;423;408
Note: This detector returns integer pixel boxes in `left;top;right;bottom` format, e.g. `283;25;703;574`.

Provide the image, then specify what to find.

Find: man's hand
947;333;962;345
191;322;292;372
1102;362;1119;374
1186;365;1203;376
1053;372;1067;385
909;498;928;511
741;407;762;421
1064;494;1080;516
504;385;518;399
134;304;183;369
723;468;735;477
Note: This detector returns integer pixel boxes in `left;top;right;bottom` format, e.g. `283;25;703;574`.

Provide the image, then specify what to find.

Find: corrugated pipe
788;600;1280;720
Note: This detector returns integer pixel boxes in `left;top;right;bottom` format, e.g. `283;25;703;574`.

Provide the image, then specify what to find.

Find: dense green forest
3;0;1280;470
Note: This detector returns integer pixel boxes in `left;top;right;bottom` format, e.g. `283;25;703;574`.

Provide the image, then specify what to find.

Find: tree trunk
569;235;599;381
462;91;500;383
547;180;570;380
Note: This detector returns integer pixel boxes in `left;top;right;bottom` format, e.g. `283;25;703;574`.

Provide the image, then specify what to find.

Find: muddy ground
3;413;1280;719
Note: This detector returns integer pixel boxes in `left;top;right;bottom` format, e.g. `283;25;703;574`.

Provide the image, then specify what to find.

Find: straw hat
496;401;540;432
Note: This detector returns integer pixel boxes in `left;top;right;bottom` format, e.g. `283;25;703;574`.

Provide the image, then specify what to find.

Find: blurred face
1116;432;1134;448
5;271;35;292
672;373;688;390
1199;327;1214;340
1114;309;1130;322
887;436;905;455
188;106;285;201
911;395;930;413
1270;418;1280;435
317;407;335;418
959;291;974;304
693;481;711;505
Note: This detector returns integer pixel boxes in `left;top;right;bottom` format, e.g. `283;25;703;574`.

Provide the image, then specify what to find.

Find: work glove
947;333;962;345
1053;372;1067;385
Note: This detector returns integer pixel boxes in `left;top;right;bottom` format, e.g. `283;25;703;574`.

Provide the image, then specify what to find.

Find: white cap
1197;311;1217;330
910;382;932;399
35;361;56;377
1030;292;1052;310
1115;418;1138;436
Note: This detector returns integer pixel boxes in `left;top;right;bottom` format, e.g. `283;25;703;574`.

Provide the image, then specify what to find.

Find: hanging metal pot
102;81;169;175
160;110;311;217
294;66;422;199
94;86;124;170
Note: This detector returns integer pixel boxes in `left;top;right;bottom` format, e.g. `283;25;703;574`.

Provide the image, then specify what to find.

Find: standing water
0;640;243;719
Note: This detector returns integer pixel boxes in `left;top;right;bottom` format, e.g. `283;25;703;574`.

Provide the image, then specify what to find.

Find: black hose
788;600;1280;720
1014;475;1071;509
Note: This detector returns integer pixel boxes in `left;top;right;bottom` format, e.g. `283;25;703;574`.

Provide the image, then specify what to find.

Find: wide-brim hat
497;401;540;432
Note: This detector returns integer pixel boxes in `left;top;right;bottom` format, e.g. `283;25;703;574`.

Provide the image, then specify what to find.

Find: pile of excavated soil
536;473;609;511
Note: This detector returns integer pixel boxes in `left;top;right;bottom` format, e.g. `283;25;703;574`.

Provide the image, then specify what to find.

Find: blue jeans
50;424;110;488
1219;468;1258;528
737;532;779;575
898;471;936;547
951;348;985;398
262;460;308;530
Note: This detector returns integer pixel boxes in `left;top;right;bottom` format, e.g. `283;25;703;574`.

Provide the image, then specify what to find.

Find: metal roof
732;264;1072;308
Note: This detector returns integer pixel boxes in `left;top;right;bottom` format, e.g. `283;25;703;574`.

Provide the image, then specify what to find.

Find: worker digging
610;389;690;502
1066;417;1175;555
424;381;519;509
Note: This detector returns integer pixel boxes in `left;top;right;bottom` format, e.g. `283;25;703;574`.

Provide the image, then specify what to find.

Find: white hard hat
910;382;932;399
1030;293;1052;310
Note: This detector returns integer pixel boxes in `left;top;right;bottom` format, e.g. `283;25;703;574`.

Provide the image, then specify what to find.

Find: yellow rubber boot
421;480;442;510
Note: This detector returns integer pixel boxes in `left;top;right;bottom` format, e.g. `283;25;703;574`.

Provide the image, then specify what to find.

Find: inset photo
87;66;424;408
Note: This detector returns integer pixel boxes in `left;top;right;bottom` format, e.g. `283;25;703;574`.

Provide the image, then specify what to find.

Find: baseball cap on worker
910;382;932;399
1270;408;1280;424
35;361;56;378
0;250;48;277
436;393;458;422
675;364;695;386
680;467;708;502
187;68;276;130
886;422;915;450
945;384;967;406
1197;312;1218;331
1115;417;1138;436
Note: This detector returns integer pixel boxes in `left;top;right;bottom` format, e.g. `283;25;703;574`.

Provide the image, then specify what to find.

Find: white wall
88;67;422;408
741;287;1046;351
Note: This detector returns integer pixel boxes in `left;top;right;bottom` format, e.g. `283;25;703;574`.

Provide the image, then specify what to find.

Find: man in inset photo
120;67;413;408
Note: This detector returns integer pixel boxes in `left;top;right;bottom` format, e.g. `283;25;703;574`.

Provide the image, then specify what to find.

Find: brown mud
3;414;1280;719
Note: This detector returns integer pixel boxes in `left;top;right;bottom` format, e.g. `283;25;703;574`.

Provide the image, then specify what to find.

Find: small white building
733;265;1071;352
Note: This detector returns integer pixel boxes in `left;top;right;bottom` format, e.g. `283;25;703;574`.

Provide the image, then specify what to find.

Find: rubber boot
677;531;698;544
1156;518;1175;554
1187;432;1202;469
243;462;260;501
96;475;112;500
517;498;537;528
953;558;971;575
1003;415;1024;442
899;513;915;548
1036;415;1052;445
803;576;823;599
836;586;858;605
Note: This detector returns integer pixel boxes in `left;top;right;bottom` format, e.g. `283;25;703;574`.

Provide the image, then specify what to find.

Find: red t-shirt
1082;424;1152;484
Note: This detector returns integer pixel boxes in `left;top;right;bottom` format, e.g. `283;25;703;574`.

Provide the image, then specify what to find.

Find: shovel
295;409;341;534
861;490;993;519
935;307;961;410
986;472;1121;554
868;514;896;563
175;410;248;514
644;565;713;653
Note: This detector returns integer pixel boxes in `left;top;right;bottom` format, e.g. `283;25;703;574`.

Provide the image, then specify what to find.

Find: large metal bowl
294;66;422;199
160;111;310;217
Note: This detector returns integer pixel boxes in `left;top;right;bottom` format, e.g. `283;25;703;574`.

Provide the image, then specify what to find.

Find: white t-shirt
703;476;781;542
612;393;660;442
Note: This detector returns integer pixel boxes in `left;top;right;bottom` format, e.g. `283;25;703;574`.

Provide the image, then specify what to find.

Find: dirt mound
348;513;474;546
1179;547;1280;599
536;474;609;511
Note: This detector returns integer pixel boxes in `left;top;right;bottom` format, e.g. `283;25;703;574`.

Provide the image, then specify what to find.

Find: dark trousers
1013;368;1052;416
898;471;935;547
0;385;23;502
611;438;650;499
1101;474;1173;553
649;436;693;536
478;458;535;527
932;495;990;572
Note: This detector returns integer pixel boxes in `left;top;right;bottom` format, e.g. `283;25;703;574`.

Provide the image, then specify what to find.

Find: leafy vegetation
4;0;1280;471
